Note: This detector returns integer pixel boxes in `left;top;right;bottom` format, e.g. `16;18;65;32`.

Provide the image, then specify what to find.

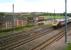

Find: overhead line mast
65;0;67;43
12;4;15;32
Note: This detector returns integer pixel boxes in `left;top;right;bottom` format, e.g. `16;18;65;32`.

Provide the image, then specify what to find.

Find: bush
65;43;71;50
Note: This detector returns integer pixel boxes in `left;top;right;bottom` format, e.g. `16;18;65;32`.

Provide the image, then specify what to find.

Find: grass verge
65;43;71;50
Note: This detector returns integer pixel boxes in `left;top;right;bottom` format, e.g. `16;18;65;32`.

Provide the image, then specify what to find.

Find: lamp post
65;0;67;43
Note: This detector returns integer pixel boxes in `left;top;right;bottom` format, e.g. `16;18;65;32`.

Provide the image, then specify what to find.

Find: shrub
65;43;71;50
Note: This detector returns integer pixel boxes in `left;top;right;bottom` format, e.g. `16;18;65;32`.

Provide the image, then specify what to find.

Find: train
51;17;71;28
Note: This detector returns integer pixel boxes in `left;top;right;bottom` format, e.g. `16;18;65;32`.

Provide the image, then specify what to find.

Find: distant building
34;16;53;25
34;16;44;25
0;15;28;29
16;17;27;27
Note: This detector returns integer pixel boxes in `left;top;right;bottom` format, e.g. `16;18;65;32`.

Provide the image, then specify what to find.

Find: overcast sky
0;0;71;13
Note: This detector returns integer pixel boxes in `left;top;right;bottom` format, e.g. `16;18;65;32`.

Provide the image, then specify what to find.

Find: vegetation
0;12;71;37
38;12;71;17
0;24;34;33
65;43;71;50
0;24;34;37
44;16;64;19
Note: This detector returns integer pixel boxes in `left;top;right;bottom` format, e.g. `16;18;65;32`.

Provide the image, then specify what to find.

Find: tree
0;12;6;16
0;13;6;26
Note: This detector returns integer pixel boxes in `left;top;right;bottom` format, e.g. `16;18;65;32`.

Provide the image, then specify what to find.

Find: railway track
13;23;71;50
1;23;71;50
32;30;64;50
0;25;51;39
32;24;71;50
0;25;53;50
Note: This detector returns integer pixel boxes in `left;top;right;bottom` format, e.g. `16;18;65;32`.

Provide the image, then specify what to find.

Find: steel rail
0;26;53;50
32;24;71;50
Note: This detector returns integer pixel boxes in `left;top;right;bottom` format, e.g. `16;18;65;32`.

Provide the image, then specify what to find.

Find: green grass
65;43;71;50
44;16;64;19
51;16;64;19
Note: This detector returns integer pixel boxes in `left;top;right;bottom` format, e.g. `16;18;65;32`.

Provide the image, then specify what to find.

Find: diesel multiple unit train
51;17;71;28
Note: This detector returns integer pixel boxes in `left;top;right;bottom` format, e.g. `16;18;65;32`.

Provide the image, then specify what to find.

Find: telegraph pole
65;0;67;43
13;4;14;15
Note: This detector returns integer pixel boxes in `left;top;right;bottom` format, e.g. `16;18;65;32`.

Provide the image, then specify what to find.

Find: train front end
52;19;65;29
52;20;59;28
